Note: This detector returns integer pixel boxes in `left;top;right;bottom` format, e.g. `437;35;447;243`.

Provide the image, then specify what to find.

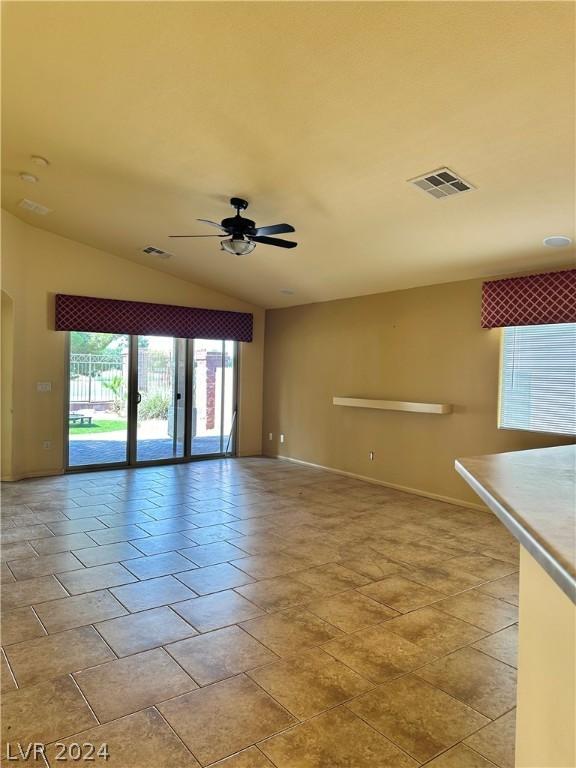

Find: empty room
1;2;575;767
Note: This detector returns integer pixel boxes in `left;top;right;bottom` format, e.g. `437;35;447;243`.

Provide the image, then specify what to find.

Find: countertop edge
455;459;576;604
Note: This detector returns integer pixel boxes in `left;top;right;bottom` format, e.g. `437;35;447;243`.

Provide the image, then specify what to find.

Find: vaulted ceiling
2;1;574;308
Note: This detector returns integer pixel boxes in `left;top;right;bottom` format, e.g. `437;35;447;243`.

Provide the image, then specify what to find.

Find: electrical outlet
369;451;375;461
42;440;52;450
280;433;285;444
268;432;273;441
36;382;52;392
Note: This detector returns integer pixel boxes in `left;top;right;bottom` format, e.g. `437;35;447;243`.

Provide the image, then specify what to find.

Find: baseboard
1;468;65;483
272;454;490;513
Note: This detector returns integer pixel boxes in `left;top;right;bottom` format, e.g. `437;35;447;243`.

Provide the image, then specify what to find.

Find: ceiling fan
170;197;297;255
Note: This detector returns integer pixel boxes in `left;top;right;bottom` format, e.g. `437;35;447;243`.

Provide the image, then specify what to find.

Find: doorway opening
66;332;237;469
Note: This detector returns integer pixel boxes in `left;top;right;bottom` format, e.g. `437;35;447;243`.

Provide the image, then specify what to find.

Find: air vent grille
142;245;172;259
18;198;52;215
408;168;475;199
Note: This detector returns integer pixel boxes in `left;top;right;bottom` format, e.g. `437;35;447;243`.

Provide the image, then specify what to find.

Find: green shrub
139;392;170;420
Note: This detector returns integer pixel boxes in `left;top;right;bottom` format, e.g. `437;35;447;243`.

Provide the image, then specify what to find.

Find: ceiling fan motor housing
221;217;256;237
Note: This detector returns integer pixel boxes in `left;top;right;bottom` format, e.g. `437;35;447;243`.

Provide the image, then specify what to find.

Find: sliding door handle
136;392;142;404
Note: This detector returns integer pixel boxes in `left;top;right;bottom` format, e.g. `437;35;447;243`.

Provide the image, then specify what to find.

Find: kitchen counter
456;444;575;603
456;444;575;768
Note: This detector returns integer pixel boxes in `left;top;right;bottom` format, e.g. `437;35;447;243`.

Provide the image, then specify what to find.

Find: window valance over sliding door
481;269;576;328
55;294;253;342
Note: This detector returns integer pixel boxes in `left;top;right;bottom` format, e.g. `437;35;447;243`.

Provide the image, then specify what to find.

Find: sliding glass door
66;334;236;469
135;336;186;462
67;332;130;467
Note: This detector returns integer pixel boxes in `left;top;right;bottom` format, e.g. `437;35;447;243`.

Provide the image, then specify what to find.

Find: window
499;324;576;436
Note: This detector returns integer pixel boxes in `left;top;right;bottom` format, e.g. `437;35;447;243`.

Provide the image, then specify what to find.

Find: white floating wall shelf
332;397;453;415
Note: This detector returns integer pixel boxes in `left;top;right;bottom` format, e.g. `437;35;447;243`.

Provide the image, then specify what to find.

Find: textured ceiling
2;1;574;308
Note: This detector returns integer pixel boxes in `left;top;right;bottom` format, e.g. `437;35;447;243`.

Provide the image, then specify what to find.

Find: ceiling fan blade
169;234;223;238
197;218;228;232
251;235;297;249
253;223;295;236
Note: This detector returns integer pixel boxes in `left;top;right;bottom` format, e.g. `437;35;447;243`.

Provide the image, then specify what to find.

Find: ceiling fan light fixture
220;236;256;256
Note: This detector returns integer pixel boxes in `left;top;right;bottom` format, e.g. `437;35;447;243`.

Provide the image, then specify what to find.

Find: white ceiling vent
408;168;475;199
18;198;52;215
142;245;172;259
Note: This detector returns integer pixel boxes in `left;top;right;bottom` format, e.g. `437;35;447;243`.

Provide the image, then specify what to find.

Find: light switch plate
37;382;52;392
280;433;285;444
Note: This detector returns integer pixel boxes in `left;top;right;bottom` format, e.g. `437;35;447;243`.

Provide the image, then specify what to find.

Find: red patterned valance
55;294;253;342
481;270;576;328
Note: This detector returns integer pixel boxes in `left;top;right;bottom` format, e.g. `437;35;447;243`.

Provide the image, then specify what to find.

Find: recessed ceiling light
280;288;295;295
30;155;50;167
543;235;572;248
20;172;39;184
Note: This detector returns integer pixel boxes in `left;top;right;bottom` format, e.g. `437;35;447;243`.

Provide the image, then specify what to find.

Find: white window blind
499;323;576;436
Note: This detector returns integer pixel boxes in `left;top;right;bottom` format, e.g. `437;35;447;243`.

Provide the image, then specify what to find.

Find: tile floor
0;458;519;767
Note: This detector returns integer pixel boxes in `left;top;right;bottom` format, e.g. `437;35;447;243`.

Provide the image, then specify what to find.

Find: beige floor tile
476;573;519;606
5;625;115;687
35;589;127;633
95;605;197;656
210;747;276;767
424;743;499;767
2;524;54;544
231;553;305;579
260;706;418;768
158;674;297;765
2;575;68;610
473;625;518;668
434;591;518;633
402;563;485;595
1;651;16;692
111;575;196;612
305;590;398;633
2;460;526;768
122;551;194;579
373;541;453;567
131;532;195;556
236;576;322;611
56;562;137;594
176;563;254;595
74;647;197;722
358;575;444;613
8;552;84;580
464;709;516;768
248;646;372;719
87;525;150;545
185;524;243;545
322;624;434;684
240;607;342;656
338;557;407;581
181;541;249;567
1;675;97;748
416;646;517;719
31;533;97;555
444;554;518;581
347;674;489;763
0;541;39;562
44;708;201;767
172;590;264;632
166;625;277;685
73;541;142;567
47;517;108;535
1;606;47;646
384;606;487;655
290;563;371;595
0;562;16;583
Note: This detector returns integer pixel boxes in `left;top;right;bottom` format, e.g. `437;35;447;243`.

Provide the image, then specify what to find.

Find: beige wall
1;211;264;480
263;277;573;506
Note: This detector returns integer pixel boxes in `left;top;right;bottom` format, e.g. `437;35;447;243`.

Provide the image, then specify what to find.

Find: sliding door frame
65;334;239;473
